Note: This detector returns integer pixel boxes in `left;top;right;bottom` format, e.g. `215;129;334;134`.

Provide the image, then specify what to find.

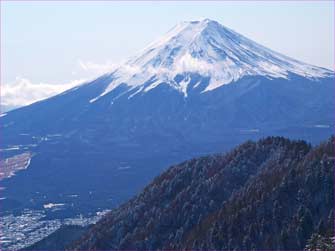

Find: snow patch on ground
314;124;330;128
43;203;65;209
118;166;131;170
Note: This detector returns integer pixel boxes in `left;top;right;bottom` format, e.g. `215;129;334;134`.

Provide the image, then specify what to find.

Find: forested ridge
70;136;334;250
29;136;333;250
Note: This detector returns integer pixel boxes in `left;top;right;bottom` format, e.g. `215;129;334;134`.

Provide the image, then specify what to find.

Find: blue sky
1;1;334;108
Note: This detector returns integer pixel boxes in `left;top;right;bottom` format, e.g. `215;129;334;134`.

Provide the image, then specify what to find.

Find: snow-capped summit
90;19;333;101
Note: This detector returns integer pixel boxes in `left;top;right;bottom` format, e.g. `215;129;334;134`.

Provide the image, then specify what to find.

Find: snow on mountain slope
87;19;332;102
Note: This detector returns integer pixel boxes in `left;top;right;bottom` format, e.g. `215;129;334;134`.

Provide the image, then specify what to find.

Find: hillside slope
24;225;89;251
68;136;333;250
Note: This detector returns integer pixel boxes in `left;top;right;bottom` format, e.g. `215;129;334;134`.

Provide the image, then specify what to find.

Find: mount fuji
1;19;333;216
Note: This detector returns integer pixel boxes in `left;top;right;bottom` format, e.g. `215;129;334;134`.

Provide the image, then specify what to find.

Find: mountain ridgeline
65;136;334;250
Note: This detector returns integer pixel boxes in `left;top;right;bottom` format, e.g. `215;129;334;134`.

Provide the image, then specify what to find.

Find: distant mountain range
0;19;333;219
27;136;334;250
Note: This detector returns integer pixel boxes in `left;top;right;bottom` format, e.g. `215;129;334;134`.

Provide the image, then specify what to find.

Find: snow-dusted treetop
91;19;333;102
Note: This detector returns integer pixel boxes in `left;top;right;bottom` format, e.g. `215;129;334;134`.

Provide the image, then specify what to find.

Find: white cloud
78;60;118;74
1;59;120;111
1;77;85;107
174;53;213;74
